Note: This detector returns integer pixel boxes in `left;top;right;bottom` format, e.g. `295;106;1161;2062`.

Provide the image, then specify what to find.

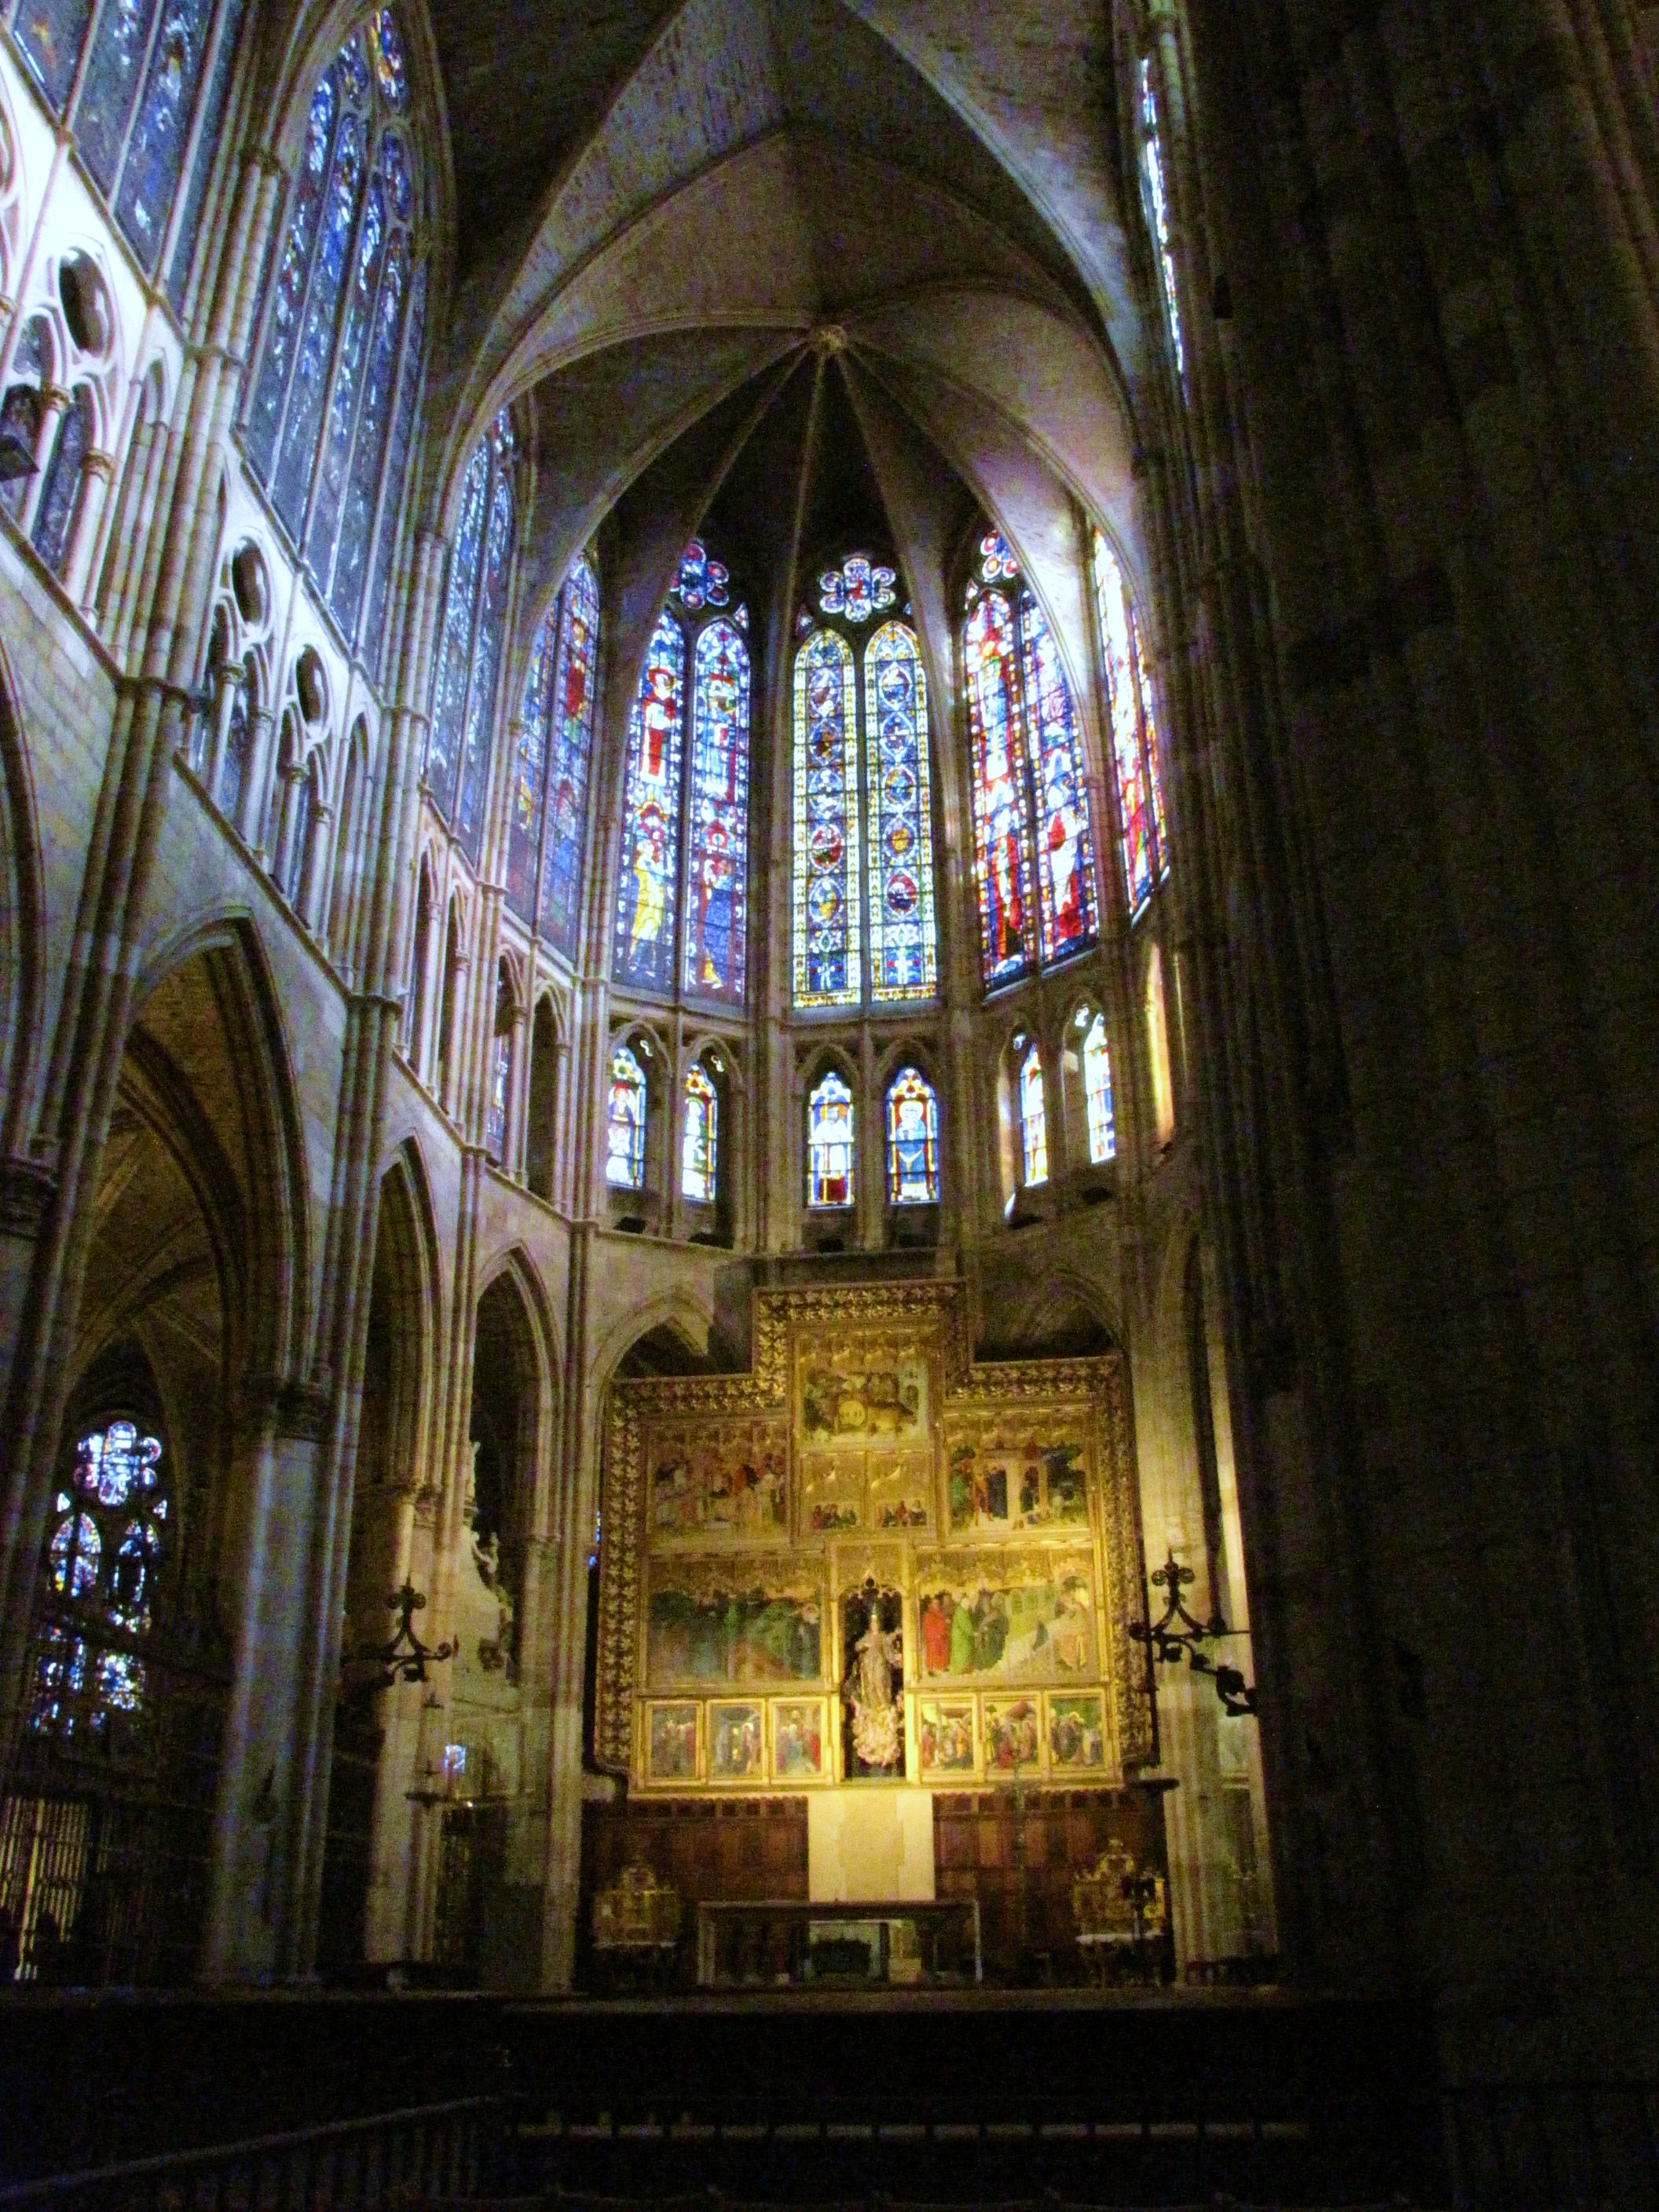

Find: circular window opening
59;254;110;356
295;648;328;727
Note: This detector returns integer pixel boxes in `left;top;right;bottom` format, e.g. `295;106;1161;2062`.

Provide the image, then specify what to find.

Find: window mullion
298;124;375;574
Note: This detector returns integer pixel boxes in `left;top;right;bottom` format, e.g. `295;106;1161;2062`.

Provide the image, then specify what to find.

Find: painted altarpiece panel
597;1284;1149;1793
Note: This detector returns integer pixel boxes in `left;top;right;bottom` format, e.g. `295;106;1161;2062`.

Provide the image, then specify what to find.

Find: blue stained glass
1020;589;1098;964
507;610;553;921
792;628;859;1008
114;0;213;274
166;0;244;311
819;551;895;624
32;386;92;576
456;467;512;859
606;1046;647;1189
613;610;686;995
864;621;936;1003
886;1068;939;1204
672;538;727;611
308;170;385;581
75;0;149;196
218;685;248;820
245;69;335;484
273;107;364;536
425;441;488;823
13;0;95;111
538;553;599;952
330;229;405;636
979;531;1020;585
367;258;425;672
681;1066;717;1203
965;590;1037;985
683;617;749;1003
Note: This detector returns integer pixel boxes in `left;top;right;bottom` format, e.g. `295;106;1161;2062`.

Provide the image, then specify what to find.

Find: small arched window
886;1067;939;1207
1092;529;1169;914
963;532;1098;989
681;1064;718;1206
807;1068;854;1210
31;383;93;575
1019;1042;1049;1188
792;554;937;1010
613;541;750;1007
606;1045;647;1191
218;668;251;822
245;9;427;653
509;549;600;948
13;0;247;298
1082;1010;1116;1165
426;409;515;859
27;1415;168;1743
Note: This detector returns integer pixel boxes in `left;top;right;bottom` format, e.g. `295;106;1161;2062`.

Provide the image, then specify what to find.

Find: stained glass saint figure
682;1065;718;1204
886;1068;939;1205
808;1071;855;1209
606;1046;647;1189
1020;1043;1049;1186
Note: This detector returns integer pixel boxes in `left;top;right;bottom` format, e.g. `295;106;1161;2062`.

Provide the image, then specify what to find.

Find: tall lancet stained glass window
612;542;750;1005
1140;57;1186;392
244;9;427;648
887;1068;939;1206
1091;529;1169;915
426;410;515;859
808;1070;854;1210
793;554;937;1010
9;0;247;298
963;533;1099;989
508;551;600;948
682;1065;718;1205
606;1046;646;1190
1082;1010;1116;1164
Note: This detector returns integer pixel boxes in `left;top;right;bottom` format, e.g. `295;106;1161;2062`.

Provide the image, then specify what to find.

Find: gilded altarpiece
596;1285;1152;1792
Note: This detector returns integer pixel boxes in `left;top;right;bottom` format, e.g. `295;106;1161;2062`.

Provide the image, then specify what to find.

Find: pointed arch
471;1244;560;1542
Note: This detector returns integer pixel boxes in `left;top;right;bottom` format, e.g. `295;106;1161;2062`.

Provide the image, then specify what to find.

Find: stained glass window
245;9;424;651
485;1031;510;1164
808;1070;854;1209
1092;527;1169;914
13;0;242;276
819;551;895;625
886;1068;939;1205
1147;946;1175;1145
1082;1011;1116;1164
682;1065;718;1204
1140;58;1186;390
613;609;686;995
1019;1043;1049;1187
31;384;93;575
537;553;600;950
793;561;936;1012
426;410;515;857
284;762;313;906
507;608;555;921
218;682;248;821
611;544;749;1007
964;533;1099;987
606;1046;647;1190
793;627;859;1008
27;1416;167;1745
683;619;749;1002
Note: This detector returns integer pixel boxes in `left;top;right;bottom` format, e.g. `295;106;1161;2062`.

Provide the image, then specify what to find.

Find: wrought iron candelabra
1130;1550;1258;1717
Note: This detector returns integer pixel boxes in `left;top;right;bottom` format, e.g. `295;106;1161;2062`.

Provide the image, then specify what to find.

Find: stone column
66;447;113;607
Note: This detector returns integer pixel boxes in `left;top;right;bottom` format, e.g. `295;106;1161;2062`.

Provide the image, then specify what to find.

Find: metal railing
0;2095;500;2211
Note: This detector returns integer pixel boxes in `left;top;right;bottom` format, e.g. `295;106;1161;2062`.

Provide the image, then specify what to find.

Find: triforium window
508;550;599;950
1092;529;1169;916
426;409;515;860
807;1068;854;1210
681;1064;718;1205
7;0;248;304
1081;1009;1116;1164
1139;57;1186;392
1019;1042;1049;1187
244;7;427;660
793;552;937;1009
27;1416;168;1744
963;532;1098;990
886;1066;939;1206
613;541;750;1006
31;384;93;576
606;1045;647;1190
